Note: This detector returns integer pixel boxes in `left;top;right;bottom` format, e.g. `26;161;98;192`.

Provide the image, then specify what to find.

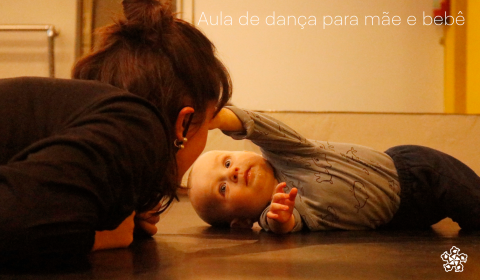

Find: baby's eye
224;159;231;168
219;183;227;195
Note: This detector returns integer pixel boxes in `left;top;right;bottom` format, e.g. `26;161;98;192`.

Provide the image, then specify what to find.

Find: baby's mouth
245;167;251;186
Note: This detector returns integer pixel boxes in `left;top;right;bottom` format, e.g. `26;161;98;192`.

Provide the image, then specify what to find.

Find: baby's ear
230;218;253;229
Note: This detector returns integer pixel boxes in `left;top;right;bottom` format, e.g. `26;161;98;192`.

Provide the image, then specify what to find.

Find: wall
191;0;444;113
466;0;480;114
444;0;480;114
93;0;123;31
0;0;77;79
0;1;447;113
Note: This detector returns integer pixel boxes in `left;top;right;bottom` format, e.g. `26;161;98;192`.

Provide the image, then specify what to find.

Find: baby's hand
267;182;297;224
208;108;243;132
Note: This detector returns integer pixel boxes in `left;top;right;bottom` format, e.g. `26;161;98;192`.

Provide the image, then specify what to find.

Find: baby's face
189;150;278;224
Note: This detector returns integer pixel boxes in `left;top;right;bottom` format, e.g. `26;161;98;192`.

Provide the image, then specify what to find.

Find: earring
174;138;188;149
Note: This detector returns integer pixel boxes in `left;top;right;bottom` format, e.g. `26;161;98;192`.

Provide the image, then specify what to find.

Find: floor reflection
2;197;479;279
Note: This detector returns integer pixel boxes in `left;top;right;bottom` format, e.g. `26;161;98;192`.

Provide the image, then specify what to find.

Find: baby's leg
385;145;480;230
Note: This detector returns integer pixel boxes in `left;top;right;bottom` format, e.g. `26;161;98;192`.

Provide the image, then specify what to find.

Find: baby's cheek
233;194;254;211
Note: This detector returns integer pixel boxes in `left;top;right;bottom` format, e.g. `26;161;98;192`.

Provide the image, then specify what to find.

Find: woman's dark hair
72;0;231;213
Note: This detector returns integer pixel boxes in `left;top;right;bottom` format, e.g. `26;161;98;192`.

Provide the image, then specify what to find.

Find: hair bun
122;0;173;31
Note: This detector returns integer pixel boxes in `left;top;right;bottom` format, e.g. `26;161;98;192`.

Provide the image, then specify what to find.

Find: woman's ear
230;218;254;229
175;107;195;141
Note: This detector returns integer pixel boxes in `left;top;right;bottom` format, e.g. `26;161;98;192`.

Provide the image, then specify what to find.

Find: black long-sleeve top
0;77;170;262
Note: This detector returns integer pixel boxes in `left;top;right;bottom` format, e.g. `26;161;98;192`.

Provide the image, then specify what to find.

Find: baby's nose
231;167;240;181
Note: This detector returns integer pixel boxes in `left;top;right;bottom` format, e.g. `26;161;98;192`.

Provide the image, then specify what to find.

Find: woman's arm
92;212;135;251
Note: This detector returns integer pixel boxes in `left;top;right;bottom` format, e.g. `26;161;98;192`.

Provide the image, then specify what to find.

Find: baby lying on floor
188;106;480;233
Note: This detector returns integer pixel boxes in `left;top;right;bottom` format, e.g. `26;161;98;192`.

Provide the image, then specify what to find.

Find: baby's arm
209;107;244;132
266;182;298;234
219;106;315;156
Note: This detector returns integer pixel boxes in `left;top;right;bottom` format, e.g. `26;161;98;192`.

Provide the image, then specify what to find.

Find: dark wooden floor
2;195;479;279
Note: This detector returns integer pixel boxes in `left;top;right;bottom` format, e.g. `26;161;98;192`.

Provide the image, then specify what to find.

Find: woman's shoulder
0;77;170;163
0;76;167;131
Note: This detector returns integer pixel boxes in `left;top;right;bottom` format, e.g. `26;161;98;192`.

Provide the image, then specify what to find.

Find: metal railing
0;25;59;77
